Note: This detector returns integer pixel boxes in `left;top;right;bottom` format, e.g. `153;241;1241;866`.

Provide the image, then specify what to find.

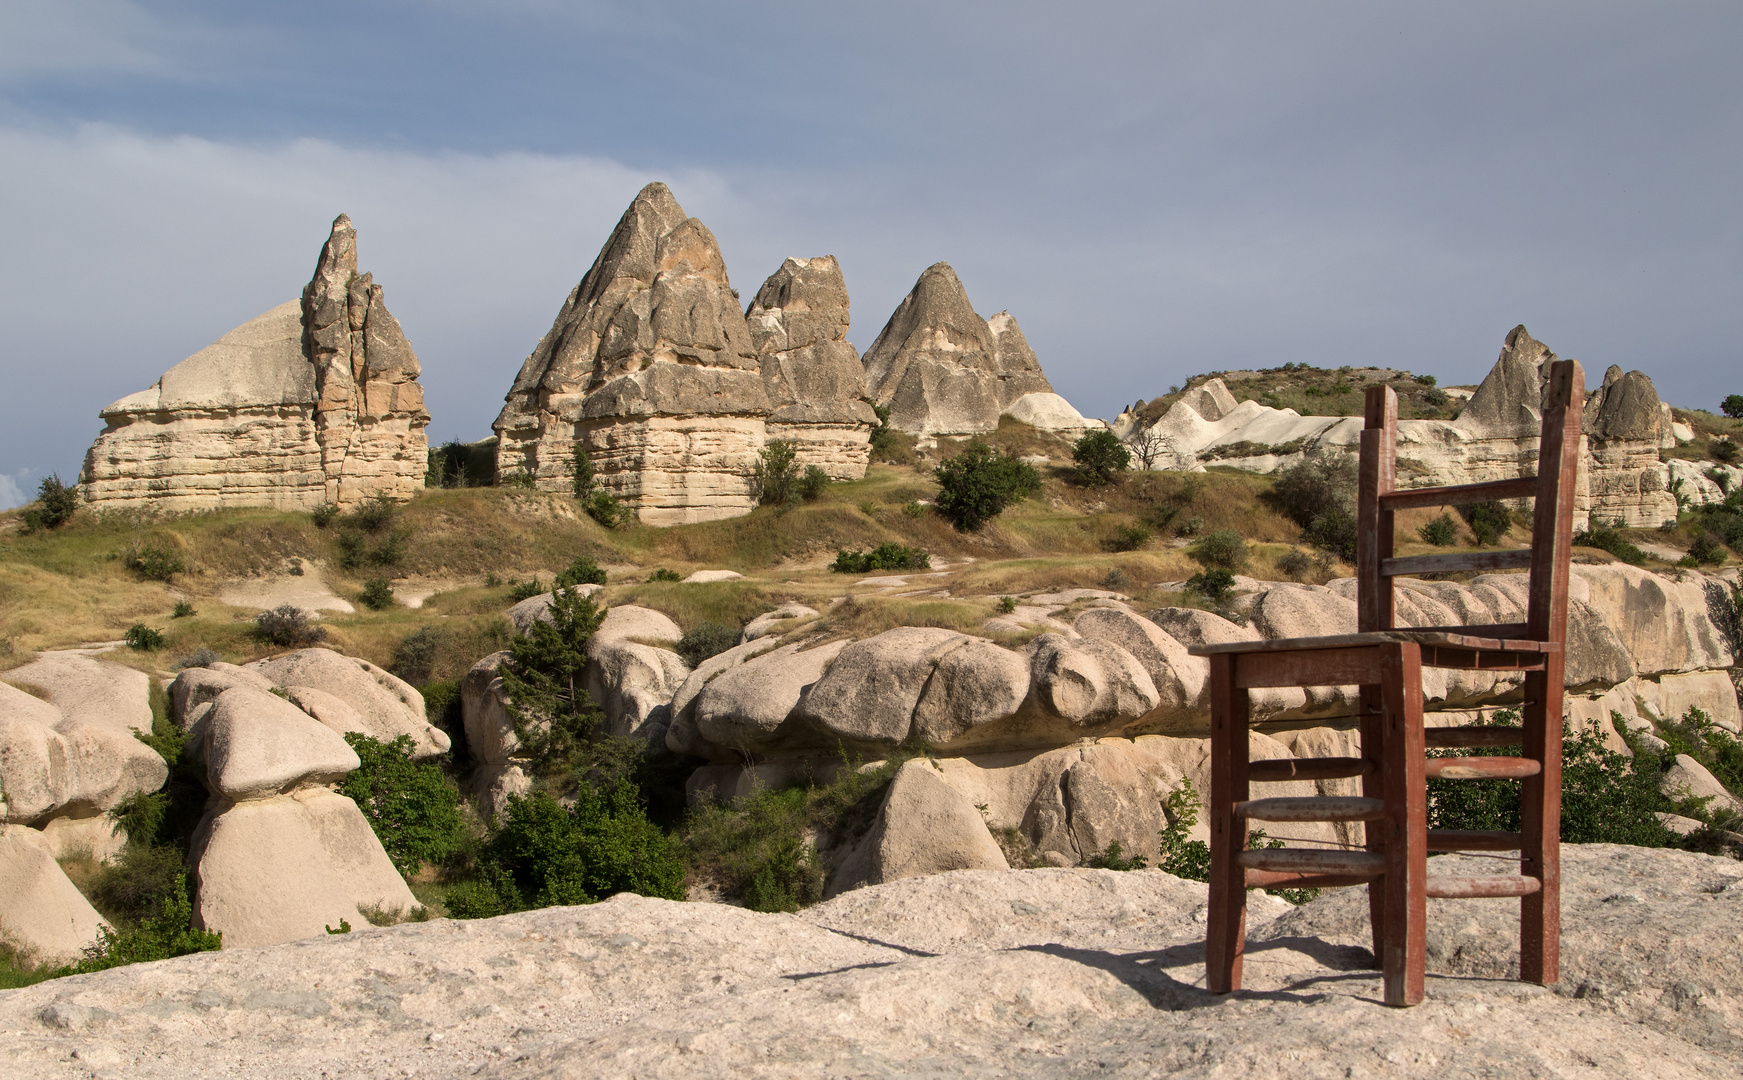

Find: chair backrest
1355;358;1586;644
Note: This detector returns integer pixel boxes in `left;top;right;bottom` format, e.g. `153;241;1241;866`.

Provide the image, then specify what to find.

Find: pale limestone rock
739;602;819;643
1572;564;1735;675
1002;391;1103;433
37;813;126;864
1026;633;1160;726
909;637;1031;746
800;627;970;743
1073;607;1207;722
0;675;166;825
694;640;845;750
0;823;108;964
247;647;447;758
82;215;429;512
664;637;785;757
681;569;743;583
201;687;359;800
458;651;529;816
504;584;604;635
1632;670;1743;733
1660;754;1743;815
828;759;1008;895
586;606;688;739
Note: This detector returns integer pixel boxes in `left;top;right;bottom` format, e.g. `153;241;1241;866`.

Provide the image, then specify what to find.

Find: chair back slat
1357;360;1585;643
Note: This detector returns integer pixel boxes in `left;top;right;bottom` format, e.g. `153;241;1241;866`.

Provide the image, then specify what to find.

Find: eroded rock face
0;823;108;964
827;759;1010;895
246;648;448;759
0;671;166;826
861;263;1059;436
81;215;429;512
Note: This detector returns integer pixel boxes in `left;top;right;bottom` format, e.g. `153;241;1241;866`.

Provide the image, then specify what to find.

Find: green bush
584;489;631;528
1418;513;1459;546
1072;429;1131;486
124;624;166;651
1105;523;1152;552
1572;519;1647;566
456;785;685;914
648;567;682;582
1085;841;1148;870
1461;500;1513;546
1266;452;1358;560
1190;529;1247;569
128;544;185;581
311;503;340;528
441;880;505;920
796;464;830;501
89;844;186;928
359;578;396;610
753;439;802;507
867;403;917;466
22;475;78;531
171;600;196;618
65;874;220;973
556;554;608;588
571;444;596;499
339;733;466;875
345;494;399;533
933;441;1041;531
1276;549;1316;581
507;577;547;602
1415;374;1437;387
1688;533;1728;566
677;623;739;668
832;543;931;573
998;595;1018;614
253;604;326;647
1721;394;1743;419
498;585;608;777
1713;438;1739;464
1186;568;1237;602
1158;780;1211;881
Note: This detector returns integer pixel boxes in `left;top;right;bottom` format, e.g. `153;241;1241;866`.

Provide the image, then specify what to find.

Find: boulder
694;641;845;750
247;648;447;758
740;602;820;643
1660;754;1743;815
828;760;1009;895
1633;670;1743;733
0;677;166;824
1026;633;1160;726
0;684;72;823
2;653;151;736
460;652;516;769
800;627;972;744
38;813;127;864
1002;392;1102;433
681;569;743;583
169;662;277;728
81;214;429;513
201;687;360;800
664;636;785;756
0;823;108;965
1073;608;1207;719
909;637;1032;746
1573;565;1734;676
585;606;688;739
505;585;604;635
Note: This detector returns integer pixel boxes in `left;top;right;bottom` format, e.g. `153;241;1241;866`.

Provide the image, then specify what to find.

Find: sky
1;1;1739;509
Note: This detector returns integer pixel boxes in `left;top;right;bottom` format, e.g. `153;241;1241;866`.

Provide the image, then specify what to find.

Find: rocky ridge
80;215;429;512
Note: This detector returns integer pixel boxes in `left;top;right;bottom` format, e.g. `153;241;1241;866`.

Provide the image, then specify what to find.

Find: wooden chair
1192;358;1585;1007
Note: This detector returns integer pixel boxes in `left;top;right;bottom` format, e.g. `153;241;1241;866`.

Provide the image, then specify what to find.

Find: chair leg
1379;643;1427;1007
1520;664;1563;985
1358;683;1385;968
1205;654;1249;994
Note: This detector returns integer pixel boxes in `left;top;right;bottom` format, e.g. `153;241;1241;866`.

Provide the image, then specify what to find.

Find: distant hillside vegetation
1129;363;1467;423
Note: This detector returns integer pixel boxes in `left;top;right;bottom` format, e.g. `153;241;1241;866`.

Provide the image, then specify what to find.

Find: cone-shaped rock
747;255;878;479
862;263;1053;436
494;182;780;525
81;215;429;511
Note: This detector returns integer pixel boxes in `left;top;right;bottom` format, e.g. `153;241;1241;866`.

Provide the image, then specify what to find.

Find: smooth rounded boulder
0;823;108;964
247;648;447;758
800;627;969;744
202;687;360;800
694;640;845;749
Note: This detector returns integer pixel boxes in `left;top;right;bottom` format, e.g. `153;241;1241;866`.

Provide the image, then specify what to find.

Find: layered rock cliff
493;184;874;525
80;216;429;512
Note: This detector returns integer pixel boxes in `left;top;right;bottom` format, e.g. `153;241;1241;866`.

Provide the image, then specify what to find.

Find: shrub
933;442;1041;531
1460;500;1512;546
171;600;196;618
903;501;926;518
65;874;220;973
1415;374;1437;387
345;494;398;533
1157;780;1210;881
556;555;608;588
647;568;682;582
339;734;466;875
1688;533;1728;565
173;647;219;670
831;543;931;573
89;844;186;928
796;464;830;501
1418;513;1459;546
1105;523;1152;552
1186;568;1237;602
1266;452;1358;560
253;604;326;647
22;475;78;531
128;544;185;581
753;440;801;507
498;585;608;777
1572;519;1647;566
677;623;739;668
500;469;538;489
1713;438;1739;464
1277;549;1316;581
391;626;443;685
868;403;916;466
585;489;631;528
359;578;395;610
124;624;165;651
1190;528;1247;569
1722;394;1743;419
1102;567;1131;591
507;577;547;602
571;444;596;499
1072;429;1131;486
442;880;505;920
1420;387;1450;408
998;596;1018;614
311;502;339;528
1085;841;1148;870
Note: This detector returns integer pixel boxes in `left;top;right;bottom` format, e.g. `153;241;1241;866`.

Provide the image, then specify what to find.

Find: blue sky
2;1;1739;509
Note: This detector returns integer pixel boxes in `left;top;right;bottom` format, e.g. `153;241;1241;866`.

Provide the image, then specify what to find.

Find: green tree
23;474;78;530
753;440;801;507
1072;429;1131;486
1721;394;1743;419
498;586;608;777
933;441;1041;531
466;785;685;912
339;733;466;874
572;443;596;499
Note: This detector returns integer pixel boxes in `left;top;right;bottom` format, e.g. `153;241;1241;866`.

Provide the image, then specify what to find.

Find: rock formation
494;183;874;525
861;262;1064;437
4;846;1740;1077
1115;325;1679;527
80;215;429;512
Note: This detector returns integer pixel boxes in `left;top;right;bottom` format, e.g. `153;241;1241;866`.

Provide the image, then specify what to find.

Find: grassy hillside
1131;363;1465;422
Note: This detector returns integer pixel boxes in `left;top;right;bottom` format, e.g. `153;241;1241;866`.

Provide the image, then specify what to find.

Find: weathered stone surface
663;637;784;757
1073;608;1206;720
7;847;1736;1077
0;822;107;964
909;637;1032;746
1027;633;1161;726
1573;564;1734;675
0;674;166;825
81;215;429;512
693;641;844;750
504;585;603;635
37;813;126;864
748;255;877;479
861;263;1059;436
739;602;819;643
1661;754;1743;815
679;569;742;583
247;648;447;759
494;183;778;525
585;607;688;740
1002;391;1102;433
200;687;359;801
800;627;969;743
828;759;1008;895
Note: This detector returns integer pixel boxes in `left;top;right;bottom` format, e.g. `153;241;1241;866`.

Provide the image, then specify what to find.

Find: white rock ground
3;845;1740;1079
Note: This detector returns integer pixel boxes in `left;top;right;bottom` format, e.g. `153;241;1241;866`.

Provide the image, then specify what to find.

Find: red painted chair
1192;358;1584;1007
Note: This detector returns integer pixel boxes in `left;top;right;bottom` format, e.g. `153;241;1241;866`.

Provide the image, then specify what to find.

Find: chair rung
1427;829;1523;852
1425;756;1540;780
1425;726;1525;749
1249;757;1374;782
1237;848;1387;876
1383;550;1533;577
1406;622;1528;640
1245;869;1376;889
1426;874;1541;899
1379;476;1538;511
1235;796;1386;822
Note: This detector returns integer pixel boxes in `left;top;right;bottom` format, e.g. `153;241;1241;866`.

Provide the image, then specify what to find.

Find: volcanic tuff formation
80;216;429;512
861;262;1056;436
493;183;874;525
